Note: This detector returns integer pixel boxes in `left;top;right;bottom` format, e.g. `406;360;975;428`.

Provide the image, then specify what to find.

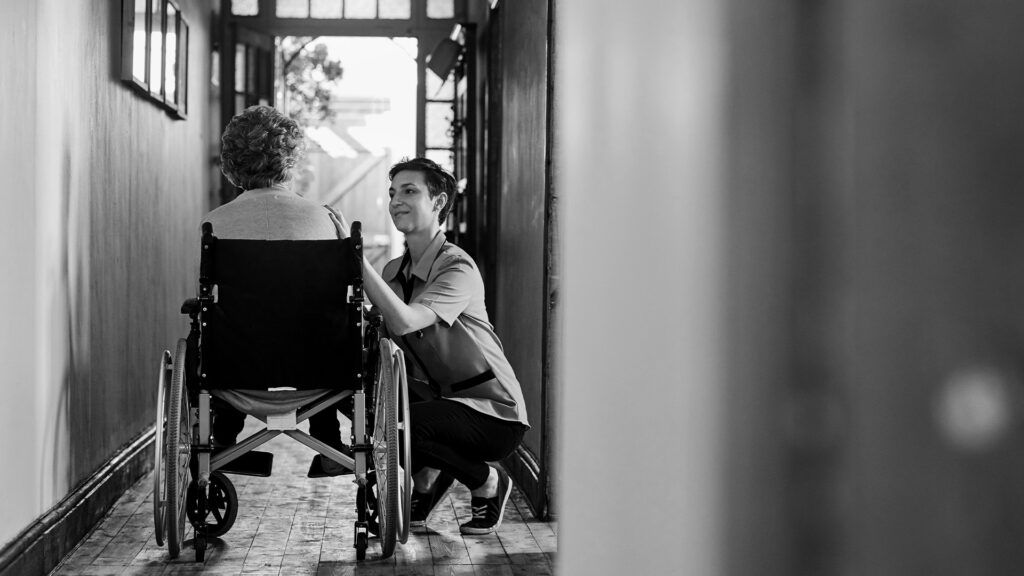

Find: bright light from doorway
280;36;417;266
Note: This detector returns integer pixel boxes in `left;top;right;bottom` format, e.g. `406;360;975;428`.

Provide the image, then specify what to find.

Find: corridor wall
0;0;211;561
557;0;728;574
557;0;1024;573
490;0;555;516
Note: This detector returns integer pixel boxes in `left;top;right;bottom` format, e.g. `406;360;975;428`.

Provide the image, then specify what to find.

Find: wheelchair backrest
199;233;363;391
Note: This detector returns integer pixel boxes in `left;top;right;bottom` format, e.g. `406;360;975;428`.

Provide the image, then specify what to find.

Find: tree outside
279;36;344;124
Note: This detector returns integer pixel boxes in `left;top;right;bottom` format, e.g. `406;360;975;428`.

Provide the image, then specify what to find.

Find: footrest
216;450;274;477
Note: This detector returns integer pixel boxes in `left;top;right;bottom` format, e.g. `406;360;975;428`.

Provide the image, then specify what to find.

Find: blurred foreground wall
832;1;1024;574
557;0;1024;574
557;0;728;574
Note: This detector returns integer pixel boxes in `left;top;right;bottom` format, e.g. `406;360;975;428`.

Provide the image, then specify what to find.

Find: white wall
557;0;728;574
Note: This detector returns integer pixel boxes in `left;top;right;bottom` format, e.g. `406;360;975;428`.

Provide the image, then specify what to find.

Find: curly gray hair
220;105;306;191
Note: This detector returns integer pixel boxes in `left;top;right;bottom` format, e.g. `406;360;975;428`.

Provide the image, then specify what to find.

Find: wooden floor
50;420;556;576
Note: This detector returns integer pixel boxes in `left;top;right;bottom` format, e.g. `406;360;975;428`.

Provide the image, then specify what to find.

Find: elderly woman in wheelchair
152;106;411;562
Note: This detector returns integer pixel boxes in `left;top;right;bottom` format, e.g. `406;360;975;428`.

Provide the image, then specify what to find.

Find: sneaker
410;472;455;528
459;467;512;535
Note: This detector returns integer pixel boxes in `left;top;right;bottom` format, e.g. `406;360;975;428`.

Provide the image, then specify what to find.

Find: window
121;0;189;119
238;0;415;20
231;0;259;15
426;0;455;19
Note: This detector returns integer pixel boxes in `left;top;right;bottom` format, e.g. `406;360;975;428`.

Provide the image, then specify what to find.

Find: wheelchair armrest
181;297;201;316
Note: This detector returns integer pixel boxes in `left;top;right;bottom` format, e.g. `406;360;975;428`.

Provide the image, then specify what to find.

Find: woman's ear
435;193;448;211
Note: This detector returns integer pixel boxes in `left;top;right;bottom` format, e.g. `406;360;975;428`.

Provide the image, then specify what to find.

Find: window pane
231;0;258;16
165;3;178;103
427;0;454;19
345;0;376;19
426;70;454;100
378;0;411;19
149;0;163;95
426;70;441;98
234;44;245;92
132;0;147;82
277;0;310;18
210;47;219;89
179;22;189;112
426;102;454;148
425;149;454;174
310;0;342;18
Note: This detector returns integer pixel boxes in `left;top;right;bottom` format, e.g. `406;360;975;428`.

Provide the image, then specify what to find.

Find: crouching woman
330;158;529;535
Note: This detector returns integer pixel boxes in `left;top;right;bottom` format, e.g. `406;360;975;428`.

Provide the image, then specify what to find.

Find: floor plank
49;419;556;575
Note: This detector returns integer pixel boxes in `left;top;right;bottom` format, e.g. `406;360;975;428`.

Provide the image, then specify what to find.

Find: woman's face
389;170;442;234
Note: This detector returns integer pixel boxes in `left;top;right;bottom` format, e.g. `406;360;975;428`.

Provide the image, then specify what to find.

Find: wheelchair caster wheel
355;532;367;561
186;472;237;537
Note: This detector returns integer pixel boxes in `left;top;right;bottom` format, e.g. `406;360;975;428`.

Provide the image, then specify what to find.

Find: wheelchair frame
152;222;411;562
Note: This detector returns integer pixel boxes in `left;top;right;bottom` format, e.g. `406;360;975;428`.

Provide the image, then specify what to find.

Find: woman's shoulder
436;241;478;271
383;252;411;281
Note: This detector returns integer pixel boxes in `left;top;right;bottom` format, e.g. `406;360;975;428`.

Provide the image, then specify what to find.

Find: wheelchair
152;222;411;562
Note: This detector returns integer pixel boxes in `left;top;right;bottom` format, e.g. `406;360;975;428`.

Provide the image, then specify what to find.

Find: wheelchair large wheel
153;350;171;546
371;340;401;558
155;339;191;558
396;352;412;544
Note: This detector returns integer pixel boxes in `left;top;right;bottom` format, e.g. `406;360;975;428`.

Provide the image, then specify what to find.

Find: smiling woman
388;164;455;234
329;157;530;535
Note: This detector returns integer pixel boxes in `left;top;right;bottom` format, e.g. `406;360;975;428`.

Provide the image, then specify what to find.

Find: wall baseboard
0;428;154;576
504;444;548;520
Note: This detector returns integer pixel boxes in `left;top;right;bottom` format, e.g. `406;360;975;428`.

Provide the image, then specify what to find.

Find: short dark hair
389;157;457;225
221;105;306;191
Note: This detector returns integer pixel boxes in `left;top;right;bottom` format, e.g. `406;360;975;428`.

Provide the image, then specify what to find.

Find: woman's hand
326;207;351;239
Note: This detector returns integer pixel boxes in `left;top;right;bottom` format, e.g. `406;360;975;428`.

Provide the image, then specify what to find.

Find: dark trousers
411;399;526;490
211;396;344;448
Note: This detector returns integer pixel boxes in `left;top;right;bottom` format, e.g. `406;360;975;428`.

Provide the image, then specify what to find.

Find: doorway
276;35;417;268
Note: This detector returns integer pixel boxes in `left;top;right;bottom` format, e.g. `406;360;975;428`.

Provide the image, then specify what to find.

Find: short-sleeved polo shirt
382;231;529;428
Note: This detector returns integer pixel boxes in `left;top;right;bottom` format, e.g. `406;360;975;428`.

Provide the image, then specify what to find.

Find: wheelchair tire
194;534;206;562
187;471;238;538
355;532;367;561
153;350;171;546
396;352;412;545
164;339;192;558
372;340;400;558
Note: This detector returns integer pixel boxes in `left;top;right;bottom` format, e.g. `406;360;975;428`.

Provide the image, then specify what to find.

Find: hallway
50;423;555;576
9;0;1024;574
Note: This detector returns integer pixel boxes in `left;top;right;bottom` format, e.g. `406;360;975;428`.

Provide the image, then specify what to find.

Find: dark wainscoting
0;429;154;576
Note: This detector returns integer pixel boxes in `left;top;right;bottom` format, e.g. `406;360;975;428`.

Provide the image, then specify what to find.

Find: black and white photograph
3;1;1024;575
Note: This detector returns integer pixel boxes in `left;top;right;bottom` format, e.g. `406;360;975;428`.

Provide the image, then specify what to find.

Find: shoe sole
412;479;456;528
459;471;512;535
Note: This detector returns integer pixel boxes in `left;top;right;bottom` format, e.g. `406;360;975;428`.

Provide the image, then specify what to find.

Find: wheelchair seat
211;388;335;418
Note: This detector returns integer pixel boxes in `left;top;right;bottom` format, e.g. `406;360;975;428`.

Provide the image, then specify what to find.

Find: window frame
120;0;190;120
